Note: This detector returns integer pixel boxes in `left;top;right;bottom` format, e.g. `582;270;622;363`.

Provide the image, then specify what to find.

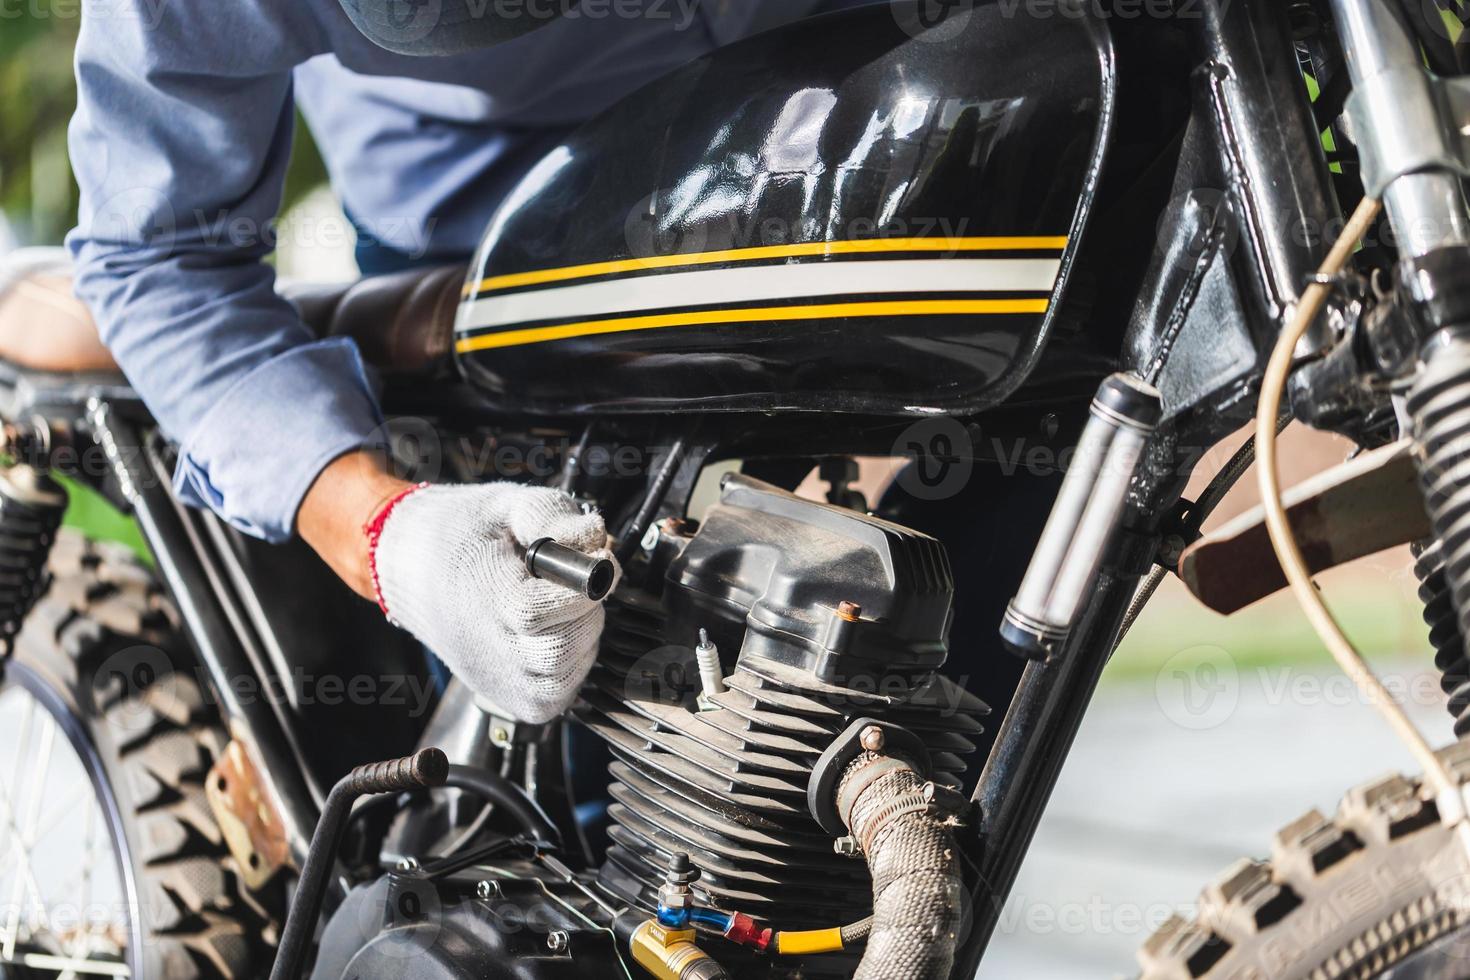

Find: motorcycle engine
583;475;984;972
317;475;983;978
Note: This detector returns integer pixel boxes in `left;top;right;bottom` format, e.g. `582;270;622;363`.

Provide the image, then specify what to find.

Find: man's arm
66;1;617;723
68;0;383;547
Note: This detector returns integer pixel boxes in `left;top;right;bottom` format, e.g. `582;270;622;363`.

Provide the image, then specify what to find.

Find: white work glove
368;482;617;724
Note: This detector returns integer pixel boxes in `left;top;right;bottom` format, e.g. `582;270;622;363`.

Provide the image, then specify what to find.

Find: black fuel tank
453;2;1114;416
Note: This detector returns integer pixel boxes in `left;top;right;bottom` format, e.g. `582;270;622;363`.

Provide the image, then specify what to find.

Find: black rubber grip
346;747;449;795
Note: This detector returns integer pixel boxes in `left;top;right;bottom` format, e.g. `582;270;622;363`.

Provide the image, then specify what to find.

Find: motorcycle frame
0;0;1355;971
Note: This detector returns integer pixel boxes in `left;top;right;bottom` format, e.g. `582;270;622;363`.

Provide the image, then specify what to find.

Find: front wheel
0;532;277;979
1138;741;1470;980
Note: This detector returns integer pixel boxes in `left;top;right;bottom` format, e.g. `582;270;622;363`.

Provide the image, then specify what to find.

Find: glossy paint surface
454;4;1113;416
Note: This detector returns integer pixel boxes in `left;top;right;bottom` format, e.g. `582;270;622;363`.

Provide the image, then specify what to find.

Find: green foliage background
1;15;328;247
1;14;81;245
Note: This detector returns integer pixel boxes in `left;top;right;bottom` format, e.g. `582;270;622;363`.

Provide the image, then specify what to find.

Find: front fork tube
1331;0;1470;745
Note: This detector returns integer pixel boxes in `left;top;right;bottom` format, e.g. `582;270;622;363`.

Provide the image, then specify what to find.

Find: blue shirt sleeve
65;0;383;543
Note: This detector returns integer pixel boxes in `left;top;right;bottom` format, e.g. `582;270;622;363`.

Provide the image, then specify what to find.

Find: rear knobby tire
5;531;278;978
1138;740;1470;980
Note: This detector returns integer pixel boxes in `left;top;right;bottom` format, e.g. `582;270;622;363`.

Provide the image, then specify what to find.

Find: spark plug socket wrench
525;537;616;601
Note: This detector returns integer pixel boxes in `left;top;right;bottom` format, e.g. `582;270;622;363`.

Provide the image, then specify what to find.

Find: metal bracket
1178;438;1427;614
1347;68;1470;198
474;696;554;749
206;740;291;891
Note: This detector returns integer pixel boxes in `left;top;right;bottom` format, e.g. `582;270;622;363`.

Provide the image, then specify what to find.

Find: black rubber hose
614;437;689;564
444;764;563;848
270;748;449;980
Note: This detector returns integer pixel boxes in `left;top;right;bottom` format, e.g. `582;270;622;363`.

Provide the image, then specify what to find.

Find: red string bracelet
363;482;429;618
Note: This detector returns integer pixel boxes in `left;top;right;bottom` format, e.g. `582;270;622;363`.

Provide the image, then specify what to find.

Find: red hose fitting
724;912;772;953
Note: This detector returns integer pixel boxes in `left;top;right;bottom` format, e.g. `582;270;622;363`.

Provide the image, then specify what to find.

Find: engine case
310;866;624;979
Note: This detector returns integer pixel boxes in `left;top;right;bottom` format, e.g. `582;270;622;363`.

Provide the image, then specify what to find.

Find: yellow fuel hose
773;927;846;955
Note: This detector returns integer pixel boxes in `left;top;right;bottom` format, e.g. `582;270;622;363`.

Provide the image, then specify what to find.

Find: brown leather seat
0;257;464;377
307;263;464;372
0;268;120;374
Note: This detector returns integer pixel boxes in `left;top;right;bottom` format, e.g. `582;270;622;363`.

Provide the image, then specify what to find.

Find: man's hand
371;482;615;723
297;452;616;723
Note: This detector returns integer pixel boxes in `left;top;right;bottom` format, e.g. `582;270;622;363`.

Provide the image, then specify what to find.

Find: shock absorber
1407;338;1470;736
1325;0;1470;743
1411;539;1470;736
0;464;67;654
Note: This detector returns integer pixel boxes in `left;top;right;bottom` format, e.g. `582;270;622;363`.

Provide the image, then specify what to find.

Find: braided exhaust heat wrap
837;754;962;979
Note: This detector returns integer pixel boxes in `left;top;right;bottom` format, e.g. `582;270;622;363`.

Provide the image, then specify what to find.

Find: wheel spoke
75;801;97;960
0;695;37;867
16;950;129;976
3;710;57;959
0;676;131;976
27;780;95;849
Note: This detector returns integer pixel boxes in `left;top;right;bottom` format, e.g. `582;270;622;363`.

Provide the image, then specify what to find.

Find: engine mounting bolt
476;880;501;901
837;600;863;622
860;725;886;753
660;516;696;537
546;930;570;953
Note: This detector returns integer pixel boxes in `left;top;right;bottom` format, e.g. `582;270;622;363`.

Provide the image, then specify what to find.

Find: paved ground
977;655;1454;978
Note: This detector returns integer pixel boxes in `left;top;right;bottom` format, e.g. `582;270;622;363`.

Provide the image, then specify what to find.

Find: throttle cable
1253;196;1470;831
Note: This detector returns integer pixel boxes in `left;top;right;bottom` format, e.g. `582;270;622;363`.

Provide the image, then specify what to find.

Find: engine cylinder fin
579;720;809;816
605;832;873;912
581;688;815;775
607;803;866;883
608;758;800;834
704;690;834;737
608;767;835;853
578;698;811;796
697;709;831;756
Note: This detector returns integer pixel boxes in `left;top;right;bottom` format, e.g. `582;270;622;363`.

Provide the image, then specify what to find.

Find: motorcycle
1;0;1468;976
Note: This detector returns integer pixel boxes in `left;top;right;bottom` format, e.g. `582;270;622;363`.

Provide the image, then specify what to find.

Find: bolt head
660;516;696;537
837;600;863;622
860;725;886;753
547;930;570;953
476;880;500;900
396;857;420;872
833;835;860;857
